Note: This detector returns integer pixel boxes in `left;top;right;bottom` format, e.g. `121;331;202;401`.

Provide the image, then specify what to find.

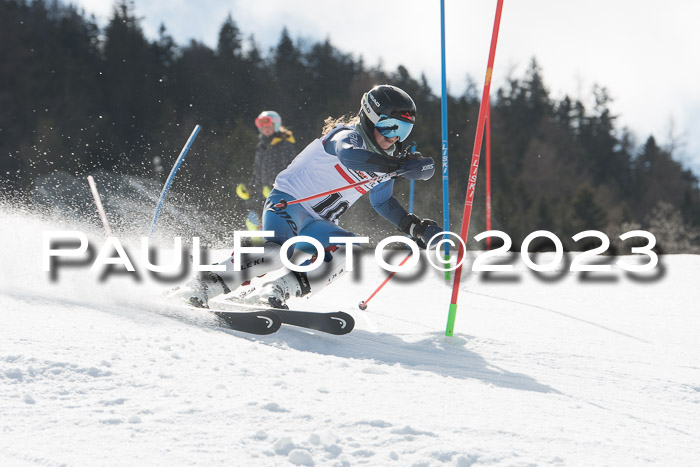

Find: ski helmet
359;85;416;143
255;110;282;132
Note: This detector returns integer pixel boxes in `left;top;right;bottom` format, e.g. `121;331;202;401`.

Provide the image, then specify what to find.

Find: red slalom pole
485;99;492;250
358;251;413;310
445;0;504;336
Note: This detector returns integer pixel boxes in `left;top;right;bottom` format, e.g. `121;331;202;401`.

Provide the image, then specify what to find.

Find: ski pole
359;148;418;309
358;250;413;310
271;170;404;211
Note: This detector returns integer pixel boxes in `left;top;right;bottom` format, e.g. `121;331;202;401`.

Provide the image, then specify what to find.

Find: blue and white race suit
264;125;408;254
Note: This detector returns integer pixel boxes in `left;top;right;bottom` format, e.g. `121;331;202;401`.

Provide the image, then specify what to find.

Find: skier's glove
262;185;272;198
399;213;443;249
400;156;435;181
405;142;423;160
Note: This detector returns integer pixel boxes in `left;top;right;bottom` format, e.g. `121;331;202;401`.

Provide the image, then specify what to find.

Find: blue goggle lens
375;117;414;142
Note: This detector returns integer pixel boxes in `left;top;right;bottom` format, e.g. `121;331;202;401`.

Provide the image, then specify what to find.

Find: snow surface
2;205;700;466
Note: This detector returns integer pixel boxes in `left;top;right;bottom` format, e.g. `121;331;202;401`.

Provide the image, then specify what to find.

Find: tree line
1;0;699;252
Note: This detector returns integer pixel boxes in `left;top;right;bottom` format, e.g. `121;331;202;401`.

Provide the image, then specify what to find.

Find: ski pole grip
272;199;288;211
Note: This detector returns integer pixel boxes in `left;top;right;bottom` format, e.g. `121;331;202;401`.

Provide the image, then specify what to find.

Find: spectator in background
236;110;297;230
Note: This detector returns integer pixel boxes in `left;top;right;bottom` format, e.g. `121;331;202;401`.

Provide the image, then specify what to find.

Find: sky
71;0;700;175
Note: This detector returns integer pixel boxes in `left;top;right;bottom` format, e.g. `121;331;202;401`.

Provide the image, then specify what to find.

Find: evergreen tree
217;14;242;59
214;14;246;123
272;28;310;136
1;0;699;250
304;39;358;126
568;183;607;235
101;0;163;173
632;136;691;222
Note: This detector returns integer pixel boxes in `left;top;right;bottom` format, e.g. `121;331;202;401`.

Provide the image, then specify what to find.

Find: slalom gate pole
485;99;492;250
445;0;505;337
272;170;405;210
87;175;113;236
149;124;201;237
358;250;413;310
440;0;451;280
408;140;417;212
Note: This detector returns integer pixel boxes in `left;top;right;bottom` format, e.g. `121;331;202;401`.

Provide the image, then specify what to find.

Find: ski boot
166;272;230;308
229;244;357;309
232;270;311;309
167;242;284;308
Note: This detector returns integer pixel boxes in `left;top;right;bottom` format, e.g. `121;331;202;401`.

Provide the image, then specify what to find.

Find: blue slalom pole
440;0;451;279
149;124;201;236
407;141;417;212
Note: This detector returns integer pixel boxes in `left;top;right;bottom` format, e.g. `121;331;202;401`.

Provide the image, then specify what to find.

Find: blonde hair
322;113;359;135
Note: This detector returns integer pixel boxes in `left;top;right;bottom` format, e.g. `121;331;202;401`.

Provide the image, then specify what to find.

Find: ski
211;308;354;335
275;310;355;335
214;299;355;335
213;310;281;335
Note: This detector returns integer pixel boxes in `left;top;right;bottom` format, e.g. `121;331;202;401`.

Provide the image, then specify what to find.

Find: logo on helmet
362;100;373;116
369;92;381;107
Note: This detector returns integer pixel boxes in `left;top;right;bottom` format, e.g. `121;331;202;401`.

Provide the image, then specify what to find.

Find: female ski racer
170;84;443;309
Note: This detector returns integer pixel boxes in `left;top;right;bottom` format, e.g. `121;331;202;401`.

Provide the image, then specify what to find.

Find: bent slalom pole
149;124;201;236
446;0;505;337
87;175;113;236
271;169;406;211
358;250;413;310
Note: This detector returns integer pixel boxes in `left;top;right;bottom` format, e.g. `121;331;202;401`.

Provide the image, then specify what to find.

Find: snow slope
1;206;699;466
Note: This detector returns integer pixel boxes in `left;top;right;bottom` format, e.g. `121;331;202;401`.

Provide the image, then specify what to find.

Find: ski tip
358;301;367;311
331;311;355;334
255;313;283;334
215;310;281;335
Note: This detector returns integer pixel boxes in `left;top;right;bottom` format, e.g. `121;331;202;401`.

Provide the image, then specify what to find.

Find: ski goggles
375;116;414;142
255;116;275;128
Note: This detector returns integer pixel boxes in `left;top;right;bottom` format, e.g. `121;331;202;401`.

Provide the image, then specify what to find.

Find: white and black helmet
359;85;416;143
